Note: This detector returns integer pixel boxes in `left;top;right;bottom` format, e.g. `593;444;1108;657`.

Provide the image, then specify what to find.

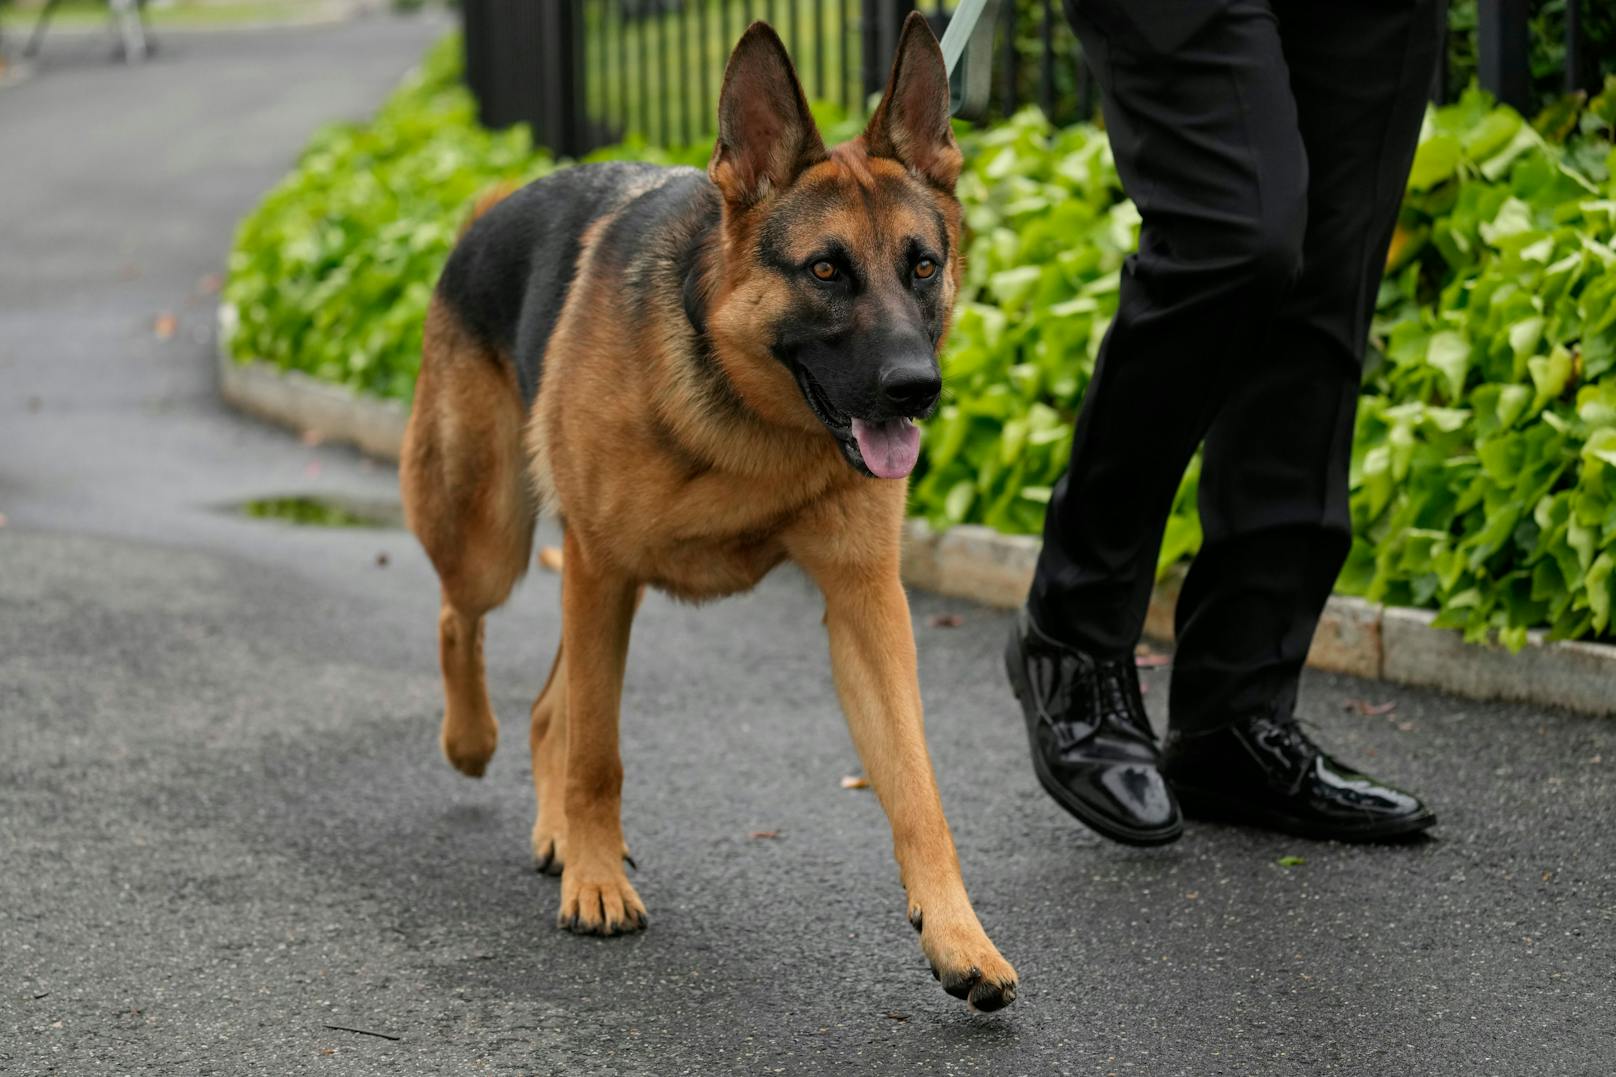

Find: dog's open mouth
793;367;922;480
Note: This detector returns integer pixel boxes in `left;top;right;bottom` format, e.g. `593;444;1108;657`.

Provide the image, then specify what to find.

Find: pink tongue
851;418;921;479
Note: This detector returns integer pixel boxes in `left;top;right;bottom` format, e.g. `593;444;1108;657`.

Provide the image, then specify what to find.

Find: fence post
862;0;916;103
536;0;587;157
1476;0;1530;111
462;0;544;132
1566;0;1597;96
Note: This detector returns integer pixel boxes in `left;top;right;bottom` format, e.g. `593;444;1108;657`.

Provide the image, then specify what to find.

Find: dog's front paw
557;863;647;937
912;907;1018;1012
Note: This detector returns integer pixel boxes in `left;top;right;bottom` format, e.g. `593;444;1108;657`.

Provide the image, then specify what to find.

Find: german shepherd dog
400;14;1017;1011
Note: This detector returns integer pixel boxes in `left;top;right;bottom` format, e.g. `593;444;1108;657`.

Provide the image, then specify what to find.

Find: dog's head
698;14;963;480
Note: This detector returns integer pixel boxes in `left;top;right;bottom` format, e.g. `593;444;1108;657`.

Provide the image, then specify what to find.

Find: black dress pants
1030;0;1445;733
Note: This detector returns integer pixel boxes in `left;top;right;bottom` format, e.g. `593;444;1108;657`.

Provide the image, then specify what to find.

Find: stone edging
216;302;1614;718
216;303;408;461
900;521;1614;717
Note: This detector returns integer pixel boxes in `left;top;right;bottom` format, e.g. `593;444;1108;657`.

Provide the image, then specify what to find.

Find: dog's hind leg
529;642;569;873
401;299;536;778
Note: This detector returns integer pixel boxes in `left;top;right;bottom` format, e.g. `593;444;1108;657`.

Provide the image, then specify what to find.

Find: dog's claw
932;962;1017;1012
940;964;982;1002
623;853;638;872
533;838;564;876
557;873;648;938
968;977;1017;1013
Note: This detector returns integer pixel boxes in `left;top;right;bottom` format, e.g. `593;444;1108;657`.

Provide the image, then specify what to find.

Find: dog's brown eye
811;260;838;281
914;258;937;280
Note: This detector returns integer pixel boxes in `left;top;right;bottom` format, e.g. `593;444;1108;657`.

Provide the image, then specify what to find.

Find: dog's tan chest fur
535;385;851;600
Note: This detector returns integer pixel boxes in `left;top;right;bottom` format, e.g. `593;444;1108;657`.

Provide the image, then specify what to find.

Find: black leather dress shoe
1162;712;1436;842
1005;609;1182;846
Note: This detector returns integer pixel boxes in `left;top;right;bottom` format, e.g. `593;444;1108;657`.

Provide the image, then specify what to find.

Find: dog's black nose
879;364;941;416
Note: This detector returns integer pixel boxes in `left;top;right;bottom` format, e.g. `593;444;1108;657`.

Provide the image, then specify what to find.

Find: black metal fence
462;0;1608;159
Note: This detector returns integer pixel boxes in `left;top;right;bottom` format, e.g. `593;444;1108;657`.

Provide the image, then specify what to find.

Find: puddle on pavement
230;495;403;529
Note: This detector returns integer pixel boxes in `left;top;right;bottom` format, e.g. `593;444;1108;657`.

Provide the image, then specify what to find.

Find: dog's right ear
709;22;827;207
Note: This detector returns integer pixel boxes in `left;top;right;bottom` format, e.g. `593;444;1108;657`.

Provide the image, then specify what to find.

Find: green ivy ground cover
224;36;1616;646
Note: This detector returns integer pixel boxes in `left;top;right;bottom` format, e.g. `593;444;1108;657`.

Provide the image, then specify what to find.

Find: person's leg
1010;0;1308;846
1029;0;1308;658
1158;0;1443;841
1168;0;1446;734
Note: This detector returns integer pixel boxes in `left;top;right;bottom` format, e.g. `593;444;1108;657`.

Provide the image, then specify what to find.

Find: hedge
224;36;1616;646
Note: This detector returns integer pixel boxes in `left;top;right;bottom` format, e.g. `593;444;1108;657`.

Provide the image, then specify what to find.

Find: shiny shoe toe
1006;609;1182;846
1162;711;1436;842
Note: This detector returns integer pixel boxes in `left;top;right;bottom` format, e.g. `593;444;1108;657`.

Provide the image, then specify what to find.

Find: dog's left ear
710;22;827;207
864;12;962;192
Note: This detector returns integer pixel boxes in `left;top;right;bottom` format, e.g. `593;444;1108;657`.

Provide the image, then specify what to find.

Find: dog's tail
460;180;518;236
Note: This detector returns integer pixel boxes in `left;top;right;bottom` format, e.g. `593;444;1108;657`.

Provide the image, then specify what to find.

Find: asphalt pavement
2;16;1614;1077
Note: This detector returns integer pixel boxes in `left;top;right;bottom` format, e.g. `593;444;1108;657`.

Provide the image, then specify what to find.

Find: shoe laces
1091;657;1153;741
1270;716;1323;755
1249;713;1323;787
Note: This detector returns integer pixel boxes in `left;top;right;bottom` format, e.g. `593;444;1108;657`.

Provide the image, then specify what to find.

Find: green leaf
1408;134;1462;191
1426;331;1471;398
1527;346;1573;410
1587;553;1615;633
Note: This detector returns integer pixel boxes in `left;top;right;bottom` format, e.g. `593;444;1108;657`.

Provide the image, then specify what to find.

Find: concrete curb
901;520;1613;717
215;305;1613;718
216;303;408;461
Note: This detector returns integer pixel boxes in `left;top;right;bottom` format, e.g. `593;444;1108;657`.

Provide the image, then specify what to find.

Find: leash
940;0;1006;120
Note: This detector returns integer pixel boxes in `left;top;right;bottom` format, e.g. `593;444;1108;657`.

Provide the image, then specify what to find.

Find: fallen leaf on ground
375;552;390;568
928;612;964;628
1276;855;1306;868
883;1012;910;1022
748;830;779;840
537;546;563;572
153;313;176;340
840;775;870;790
1344;698;1397;717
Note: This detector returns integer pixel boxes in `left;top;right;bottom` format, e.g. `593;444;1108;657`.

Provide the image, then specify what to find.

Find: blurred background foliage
223;25;1616;646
